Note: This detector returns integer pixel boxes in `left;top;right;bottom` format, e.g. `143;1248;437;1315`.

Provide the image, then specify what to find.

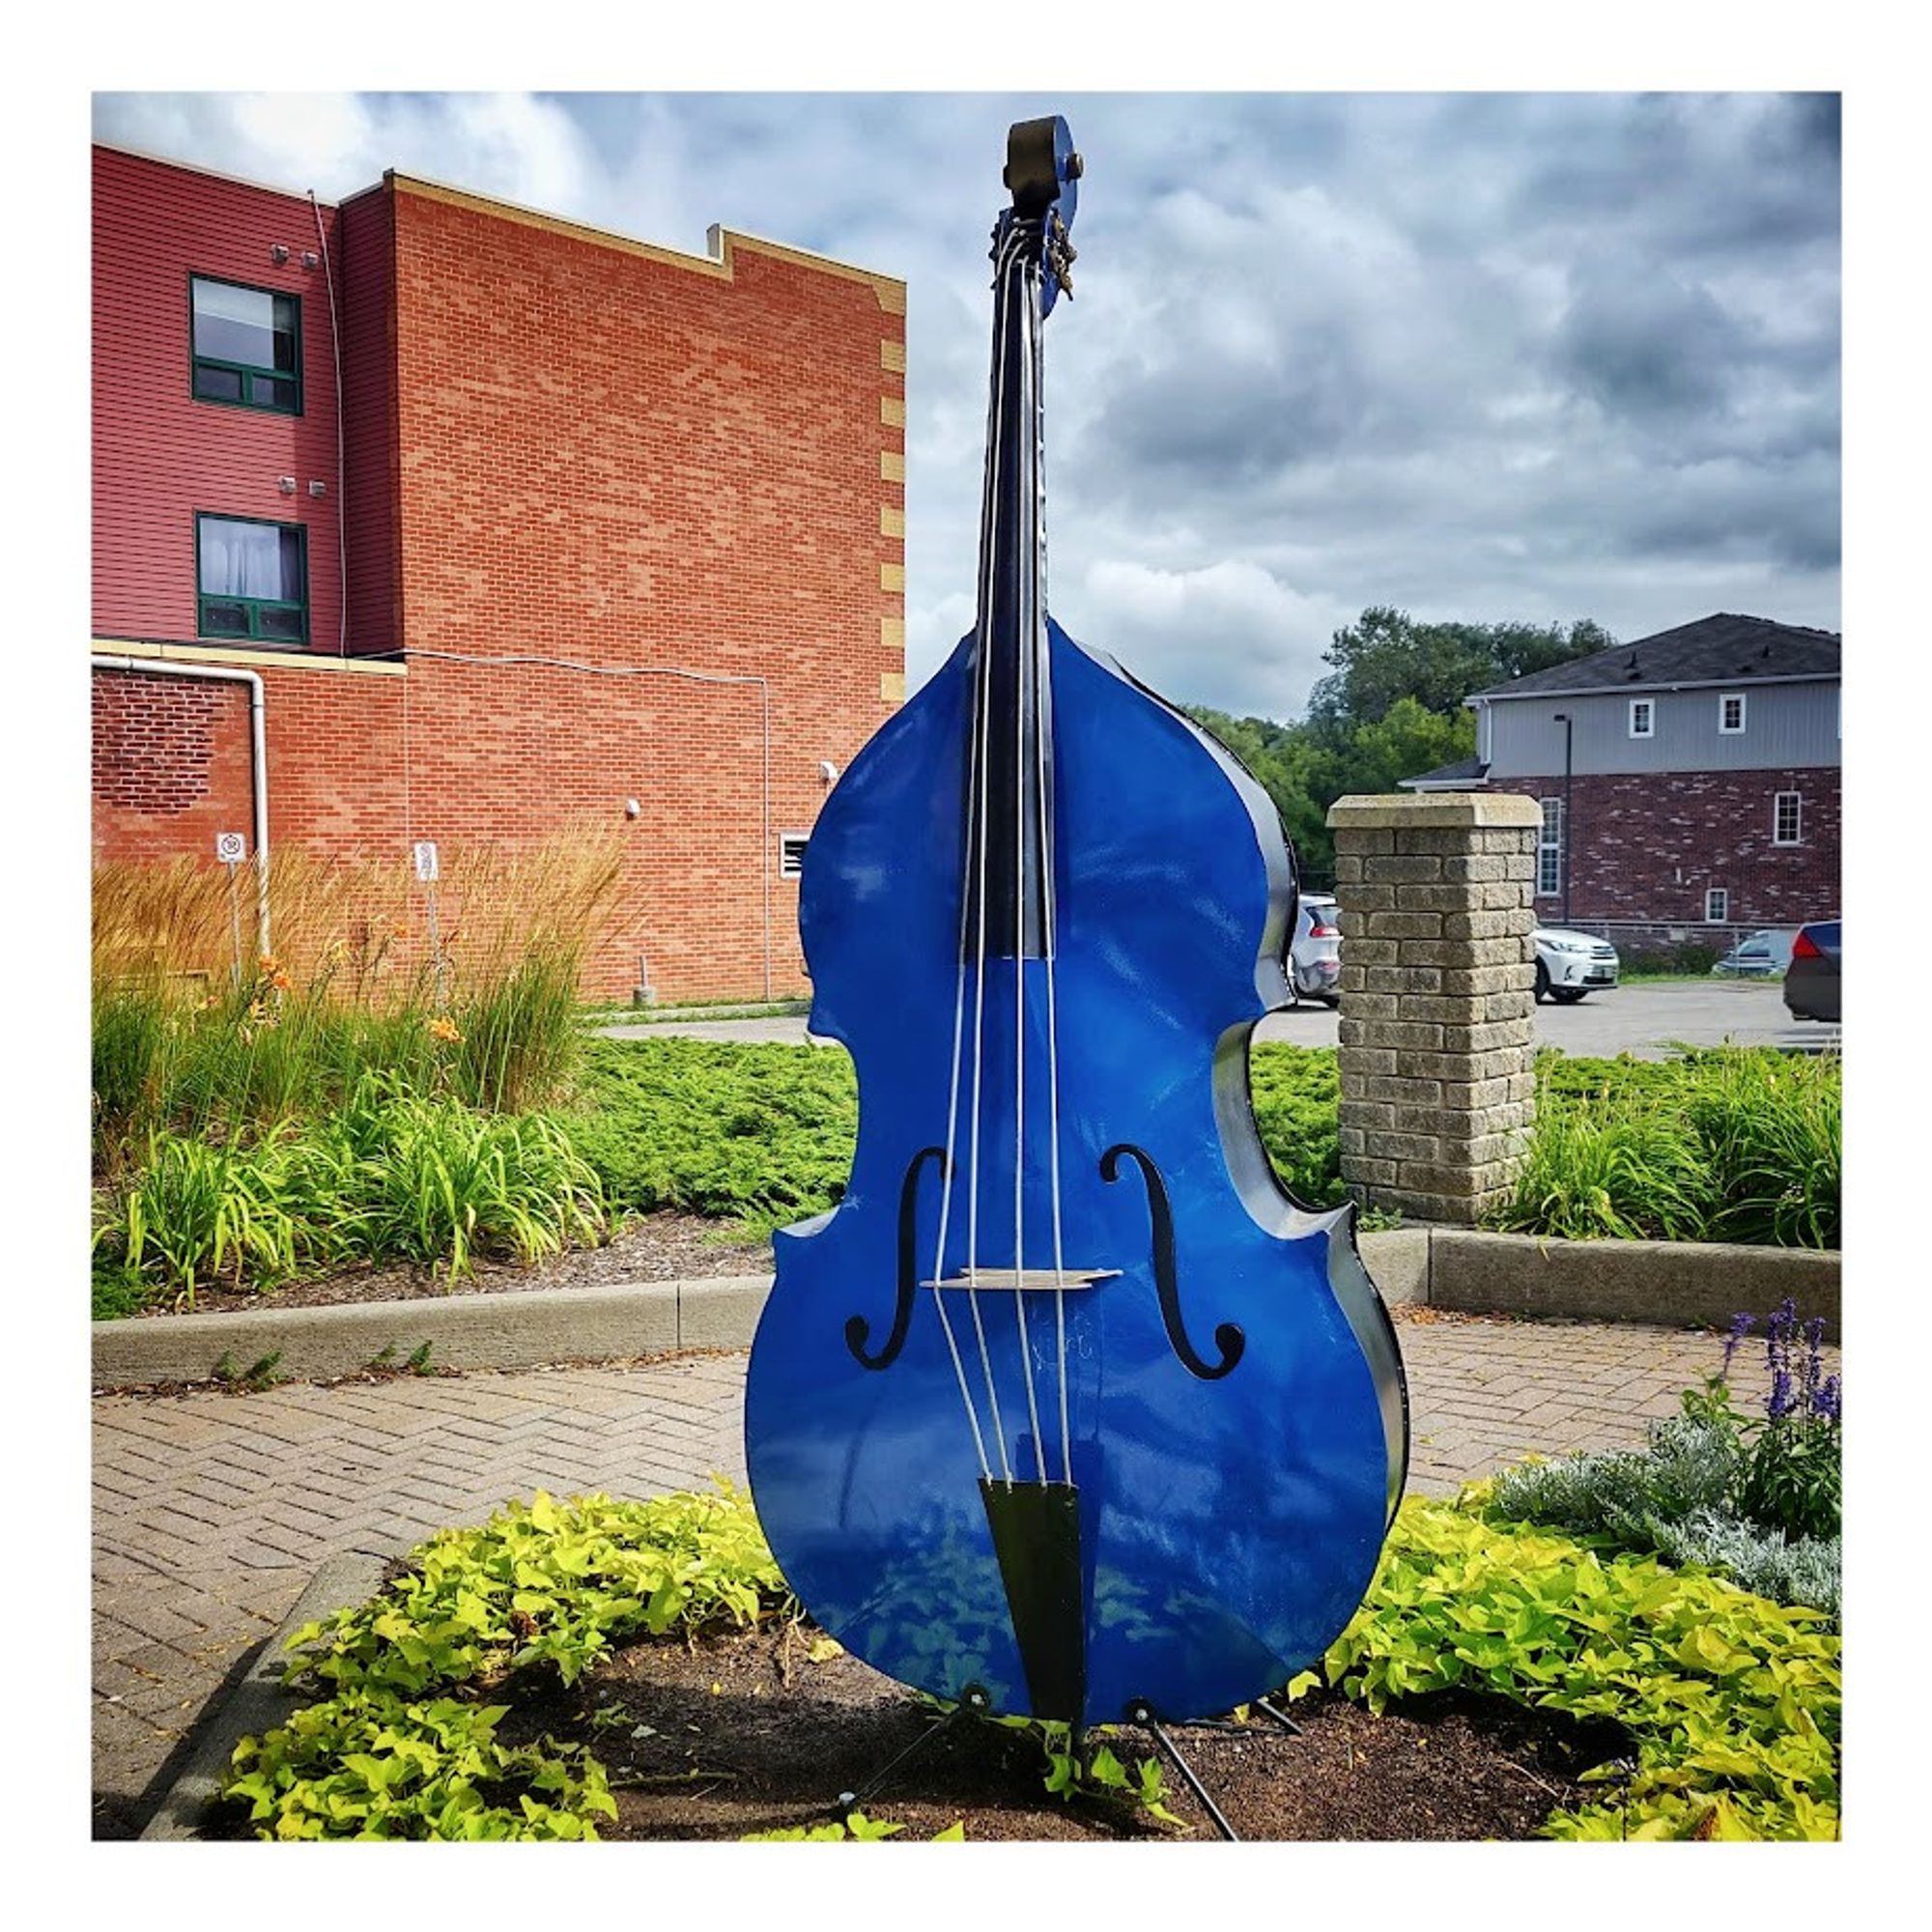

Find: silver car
1712;929;1799;978
1532;926;1620;1004
1289;894;1343;1007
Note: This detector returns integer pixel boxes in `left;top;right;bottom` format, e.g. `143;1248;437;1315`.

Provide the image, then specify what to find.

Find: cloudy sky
93;91;1840;720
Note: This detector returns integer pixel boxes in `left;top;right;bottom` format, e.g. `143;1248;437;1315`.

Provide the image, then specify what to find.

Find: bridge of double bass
920;1267;1121;1293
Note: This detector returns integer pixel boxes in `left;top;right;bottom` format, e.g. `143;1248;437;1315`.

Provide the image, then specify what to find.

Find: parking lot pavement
605;980;1830;1062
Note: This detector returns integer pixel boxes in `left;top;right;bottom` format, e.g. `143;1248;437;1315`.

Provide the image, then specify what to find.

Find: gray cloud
93;90;1840;718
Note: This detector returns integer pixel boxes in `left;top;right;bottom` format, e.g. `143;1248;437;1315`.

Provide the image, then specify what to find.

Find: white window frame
1535;797;1563;898
1719;692;1747;735
778;832;810;879
1774;791;1804;846
1629;697;1655;739
1705;887;1729;924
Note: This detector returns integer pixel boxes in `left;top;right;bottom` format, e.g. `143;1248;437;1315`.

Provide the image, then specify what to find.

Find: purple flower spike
1814;1374;1842;1426
1768;1367;1796;1421
1721;1310;1755;1377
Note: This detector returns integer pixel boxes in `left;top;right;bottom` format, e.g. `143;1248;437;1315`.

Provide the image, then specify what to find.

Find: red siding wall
93;148;344;651
338;185;400;656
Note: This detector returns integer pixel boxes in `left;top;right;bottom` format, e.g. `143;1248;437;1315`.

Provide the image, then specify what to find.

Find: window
1705;888;1729;923
196;514;308;643
190;275;301;412
1719;692;1747;734
1629;697;1655;739
1774;792;1804;846
1536;797;1563;897
779;833;810;879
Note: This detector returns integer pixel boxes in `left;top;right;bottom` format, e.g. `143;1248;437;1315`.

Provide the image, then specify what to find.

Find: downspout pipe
94;656;270;955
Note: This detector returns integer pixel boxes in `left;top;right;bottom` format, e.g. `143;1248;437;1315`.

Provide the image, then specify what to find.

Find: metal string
1028;265;1075;1489
958;220;1032;1487
1009;238;1048;1488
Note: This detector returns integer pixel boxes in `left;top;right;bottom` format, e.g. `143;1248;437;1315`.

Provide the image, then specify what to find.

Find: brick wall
1488;767;1841;932
93;152;906;1007
380;181;907;1002
92;669;255;861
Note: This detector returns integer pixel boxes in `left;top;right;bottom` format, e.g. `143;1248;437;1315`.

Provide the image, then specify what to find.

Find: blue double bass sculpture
745;117;1407;1735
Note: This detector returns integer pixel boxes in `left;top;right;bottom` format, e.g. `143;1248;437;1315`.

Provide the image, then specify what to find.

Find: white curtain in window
200;522;288;600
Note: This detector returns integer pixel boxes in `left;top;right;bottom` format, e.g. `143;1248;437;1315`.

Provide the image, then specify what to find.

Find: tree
1307;609;1613;739
1186;606;1612;886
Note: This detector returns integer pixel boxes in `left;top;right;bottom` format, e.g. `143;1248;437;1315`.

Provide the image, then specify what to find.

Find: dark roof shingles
1469;613;1840;701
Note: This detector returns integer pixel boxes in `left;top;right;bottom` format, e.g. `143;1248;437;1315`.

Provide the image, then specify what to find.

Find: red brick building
1401;614;1841;951
92;143;908;1002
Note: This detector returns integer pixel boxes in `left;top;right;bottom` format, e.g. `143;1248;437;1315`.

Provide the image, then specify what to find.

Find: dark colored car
1782;921;1841;1022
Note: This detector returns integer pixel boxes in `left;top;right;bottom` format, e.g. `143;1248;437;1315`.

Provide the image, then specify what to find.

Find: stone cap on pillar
1325;792;1544;830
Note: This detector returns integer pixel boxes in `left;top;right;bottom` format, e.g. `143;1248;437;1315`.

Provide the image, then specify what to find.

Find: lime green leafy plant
223;1484;791;1841
741;1813;965;1842
1298;1496;1839;1840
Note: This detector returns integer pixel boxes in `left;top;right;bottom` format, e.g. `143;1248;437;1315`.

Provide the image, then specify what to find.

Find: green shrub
224;1482;1838;1843
222;1485;788;1840
225;1690;615;1840
94;1077;608;1303
1249;1044;1345;1206
1620;940;1724;977
1681;1053;1840;1248
323;1078;607;1276
1485;1103;1715;1240
1490;1048;1839;1247
1310;1496;1839;1839
566;1038;860;1231
1490;1301;1841;1618
107;1129;304;1305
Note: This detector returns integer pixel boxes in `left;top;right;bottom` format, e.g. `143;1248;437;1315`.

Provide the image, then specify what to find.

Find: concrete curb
1424;1229;1839;1338
92;1230;1839;1389
140;1549;388;1840
93;1276;771;1388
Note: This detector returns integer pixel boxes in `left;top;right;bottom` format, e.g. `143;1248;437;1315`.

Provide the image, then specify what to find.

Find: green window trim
188;273;303;416
195;513;311;647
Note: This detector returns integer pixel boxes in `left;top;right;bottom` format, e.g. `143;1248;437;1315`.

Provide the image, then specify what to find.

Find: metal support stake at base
1128;1701;1238;1841
1255;1696;1303;1736
834;1687;984;1815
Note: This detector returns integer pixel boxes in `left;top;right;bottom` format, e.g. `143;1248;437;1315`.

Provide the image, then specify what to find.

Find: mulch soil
484;1620;1629;1842
143;1212;772;1320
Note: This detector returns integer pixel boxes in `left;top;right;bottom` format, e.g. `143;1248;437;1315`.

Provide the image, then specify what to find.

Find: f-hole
845;1146;949;1371
1099;1144;1244;1381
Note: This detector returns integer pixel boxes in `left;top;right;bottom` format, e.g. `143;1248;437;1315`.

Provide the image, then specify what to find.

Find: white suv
1532;926;1620;1004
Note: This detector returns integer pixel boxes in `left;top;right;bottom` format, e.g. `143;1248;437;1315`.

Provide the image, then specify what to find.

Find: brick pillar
1324;792;1542;1225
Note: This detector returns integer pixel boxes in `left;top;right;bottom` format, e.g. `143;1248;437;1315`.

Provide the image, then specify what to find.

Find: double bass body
743;118;1407;1730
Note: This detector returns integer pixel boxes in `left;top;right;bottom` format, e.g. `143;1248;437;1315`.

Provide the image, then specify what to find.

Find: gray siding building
1403;613;1840;949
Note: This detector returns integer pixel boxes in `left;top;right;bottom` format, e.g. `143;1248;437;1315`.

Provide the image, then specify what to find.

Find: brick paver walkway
92;1316;1812;1836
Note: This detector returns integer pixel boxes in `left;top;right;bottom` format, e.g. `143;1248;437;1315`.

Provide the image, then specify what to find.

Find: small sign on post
216;831;249;990
413;839;447;1007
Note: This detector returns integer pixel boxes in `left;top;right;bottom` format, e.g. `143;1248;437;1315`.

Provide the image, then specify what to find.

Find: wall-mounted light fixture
270;243;291;265
818;759;840;785
301;251;320;270
308;480;327;497
276;476;297;496
624;798;641;819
